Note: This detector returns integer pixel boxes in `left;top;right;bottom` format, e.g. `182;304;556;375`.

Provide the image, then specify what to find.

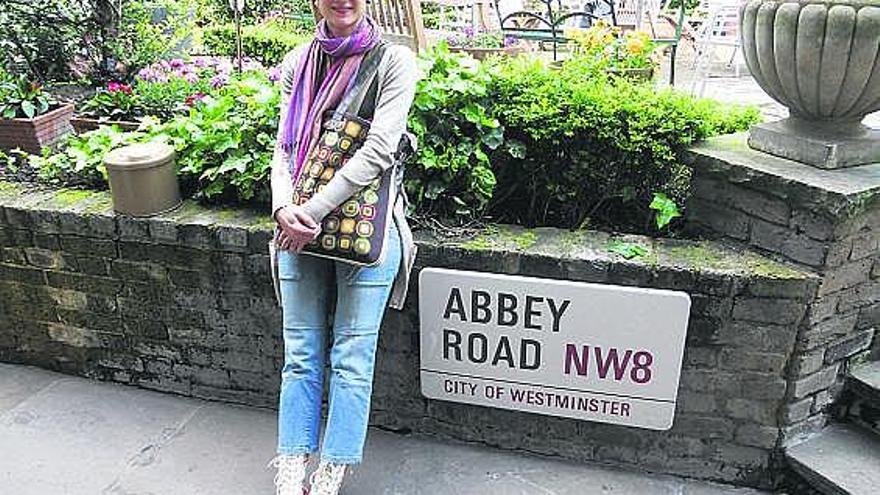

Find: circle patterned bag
291;43;405;267
293;114;396;266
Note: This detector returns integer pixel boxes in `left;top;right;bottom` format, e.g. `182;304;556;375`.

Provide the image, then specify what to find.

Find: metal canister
104;142;181;217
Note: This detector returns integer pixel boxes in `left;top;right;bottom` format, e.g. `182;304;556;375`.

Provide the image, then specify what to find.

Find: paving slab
104;401;278;495
0;363;770;495
0;363;62;412
0;368;200;495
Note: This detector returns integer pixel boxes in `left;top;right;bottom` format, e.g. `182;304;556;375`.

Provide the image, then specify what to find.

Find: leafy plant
34;69;280;204
405;42;504;221
0;74;53;119
158;71;280;202
649;192;681;230
202;19;313;66
78;82;138;120
29;124;148;187
608;240;649;259
486;54;759;232
78;57;267;122
446;28;519;49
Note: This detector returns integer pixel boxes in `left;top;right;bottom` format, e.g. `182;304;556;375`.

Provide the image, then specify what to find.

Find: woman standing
266;1;418;494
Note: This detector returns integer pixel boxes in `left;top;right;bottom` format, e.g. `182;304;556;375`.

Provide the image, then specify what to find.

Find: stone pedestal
684;133;880;443
748;118;880;170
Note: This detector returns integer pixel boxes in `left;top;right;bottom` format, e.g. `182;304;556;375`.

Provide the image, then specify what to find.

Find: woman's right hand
274;205;321;252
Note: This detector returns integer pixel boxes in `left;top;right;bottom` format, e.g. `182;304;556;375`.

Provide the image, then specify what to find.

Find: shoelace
309;462;346;495
268;455;307;495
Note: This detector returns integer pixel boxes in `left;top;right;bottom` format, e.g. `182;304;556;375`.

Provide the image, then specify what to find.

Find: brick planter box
71;117;141;135
0;104;74;155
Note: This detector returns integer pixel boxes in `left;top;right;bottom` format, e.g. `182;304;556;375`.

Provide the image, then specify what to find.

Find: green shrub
202;20;313;66
195;0;312;25
406;43;504;221
484;54;759;232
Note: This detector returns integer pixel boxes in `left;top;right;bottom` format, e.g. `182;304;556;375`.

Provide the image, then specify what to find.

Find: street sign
419;268;691;430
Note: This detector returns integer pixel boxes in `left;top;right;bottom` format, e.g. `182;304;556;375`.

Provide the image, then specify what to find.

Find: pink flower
184;72;199;84
169;58;185;69
210;74;228;89
107;81;132;94
268;67;281;82
185;92;207;106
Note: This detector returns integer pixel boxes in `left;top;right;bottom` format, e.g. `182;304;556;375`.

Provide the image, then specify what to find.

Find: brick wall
684;133;880;446
0;180;825;488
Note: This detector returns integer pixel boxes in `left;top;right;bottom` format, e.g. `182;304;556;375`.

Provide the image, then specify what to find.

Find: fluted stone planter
741;0;880;168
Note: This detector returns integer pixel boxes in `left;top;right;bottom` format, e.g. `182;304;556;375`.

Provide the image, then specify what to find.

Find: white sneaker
309;461;347;495
268;454;308;495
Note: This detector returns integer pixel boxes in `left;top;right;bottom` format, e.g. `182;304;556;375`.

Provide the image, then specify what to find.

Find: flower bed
21;45;758;236
76;57;269;125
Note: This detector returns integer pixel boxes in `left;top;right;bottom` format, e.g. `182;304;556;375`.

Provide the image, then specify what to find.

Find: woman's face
316;0;366;37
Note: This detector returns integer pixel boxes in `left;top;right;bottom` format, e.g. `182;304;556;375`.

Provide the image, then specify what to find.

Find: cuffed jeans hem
320;454;363;465
277;445;318;456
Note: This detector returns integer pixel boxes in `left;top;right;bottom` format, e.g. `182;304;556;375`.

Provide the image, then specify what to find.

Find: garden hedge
202;22;312;66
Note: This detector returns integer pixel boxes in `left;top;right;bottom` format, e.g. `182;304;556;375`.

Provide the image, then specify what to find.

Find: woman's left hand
275;205;321;252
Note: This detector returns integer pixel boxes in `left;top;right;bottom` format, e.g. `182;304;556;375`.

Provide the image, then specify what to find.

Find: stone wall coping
683;133;880;219
0;180;816;284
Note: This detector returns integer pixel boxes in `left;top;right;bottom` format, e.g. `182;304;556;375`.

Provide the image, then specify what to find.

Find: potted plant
566;23;658;82
447;28;526;60
740;0;880;168
0;73;74;154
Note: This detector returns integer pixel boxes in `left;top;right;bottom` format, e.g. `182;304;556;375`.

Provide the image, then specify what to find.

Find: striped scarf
282;16;382;182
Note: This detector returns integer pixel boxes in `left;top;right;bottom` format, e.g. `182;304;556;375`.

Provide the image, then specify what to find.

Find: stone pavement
0;363;772;495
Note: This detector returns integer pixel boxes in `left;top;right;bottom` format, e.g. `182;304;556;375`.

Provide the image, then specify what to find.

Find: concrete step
786;423;880;495
839;361;880;437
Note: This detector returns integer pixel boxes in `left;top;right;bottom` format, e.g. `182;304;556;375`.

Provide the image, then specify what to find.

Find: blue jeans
276;223;401;464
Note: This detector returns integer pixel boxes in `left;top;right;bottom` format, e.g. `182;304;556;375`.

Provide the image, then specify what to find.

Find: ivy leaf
649;192;681;230
480;126;504;150
218;154;252;174
608;241;649;260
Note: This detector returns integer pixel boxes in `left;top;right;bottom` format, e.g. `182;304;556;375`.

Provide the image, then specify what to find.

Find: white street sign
419;268;691;430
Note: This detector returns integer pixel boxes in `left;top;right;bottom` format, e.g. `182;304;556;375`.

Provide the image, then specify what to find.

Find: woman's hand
275;205;321;252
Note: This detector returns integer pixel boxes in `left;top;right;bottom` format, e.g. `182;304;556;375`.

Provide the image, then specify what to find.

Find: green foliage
202;20;313;66
28;45;759;237
110;0;199;80
485;54;759;231
195;0;313;25
649;192;681;231
0;73;53;119
0;0;102;81
405;42;503;220
667;0;701;13
157;71;279;202
608;240;649;259
0;1;197;82
34;70;279;204
30;124;147;187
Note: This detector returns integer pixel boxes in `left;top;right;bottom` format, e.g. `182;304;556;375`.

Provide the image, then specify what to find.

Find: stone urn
740;0;880;168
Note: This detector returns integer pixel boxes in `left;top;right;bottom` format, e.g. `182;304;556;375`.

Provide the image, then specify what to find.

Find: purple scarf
282;16;382;182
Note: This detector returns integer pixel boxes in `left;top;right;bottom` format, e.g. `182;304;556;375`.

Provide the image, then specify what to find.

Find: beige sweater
270;42;419;309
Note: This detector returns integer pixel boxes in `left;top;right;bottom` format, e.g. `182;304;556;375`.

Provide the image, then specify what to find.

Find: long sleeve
299;44;418;223
270;45;308;219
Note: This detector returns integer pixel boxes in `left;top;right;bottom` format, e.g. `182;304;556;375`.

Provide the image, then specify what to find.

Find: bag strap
328;41;389;129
